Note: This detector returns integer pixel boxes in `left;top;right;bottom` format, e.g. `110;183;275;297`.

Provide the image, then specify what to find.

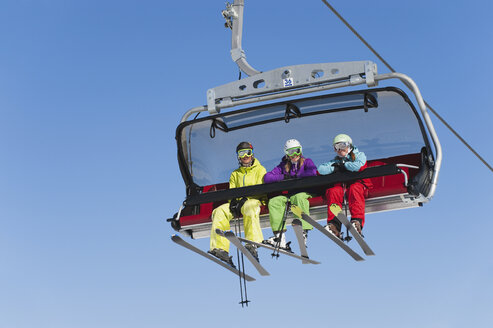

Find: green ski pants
267;192;313;232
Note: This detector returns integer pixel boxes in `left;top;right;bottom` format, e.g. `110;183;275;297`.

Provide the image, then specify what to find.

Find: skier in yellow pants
208;141;266;266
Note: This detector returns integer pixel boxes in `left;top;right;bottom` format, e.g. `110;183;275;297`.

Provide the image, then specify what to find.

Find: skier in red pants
317;134;372;237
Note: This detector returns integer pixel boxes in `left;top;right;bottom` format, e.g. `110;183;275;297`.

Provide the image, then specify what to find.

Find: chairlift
168;2;443;307
169;0;441;265
168;5;441;241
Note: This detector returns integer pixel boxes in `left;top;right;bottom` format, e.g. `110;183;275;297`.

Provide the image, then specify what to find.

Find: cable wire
321;0;493;173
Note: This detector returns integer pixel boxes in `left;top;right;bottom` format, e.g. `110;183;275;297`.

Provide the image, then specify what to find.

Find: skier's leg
289;192;313;230
326;185;344;223
267;195;288;232
209;203;233;252
241;199;263;243
324;185;344;236
347;182;366;227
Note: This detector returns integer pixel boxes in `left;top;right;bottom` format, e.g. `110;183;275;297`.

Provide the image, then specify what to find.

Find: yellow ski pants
209;199;264;253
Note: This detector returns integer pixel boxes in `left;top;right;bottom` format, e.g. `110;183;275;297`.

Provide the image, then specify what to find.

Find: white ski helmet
333;134;352;145
284;139;302;155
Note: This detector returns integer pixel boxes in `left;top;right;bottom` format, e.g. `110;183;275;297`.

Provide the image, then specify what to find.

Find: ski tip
329;204;341;216
352;253;365;261
291;204;302;217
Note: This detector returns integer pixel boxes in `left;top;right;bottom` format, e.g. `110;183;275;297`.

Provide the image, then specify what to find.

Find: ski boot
350;218;363;236
245;243;259;262
303;229;309;248
324;222;341;239
208;248;236;268
263;232;292;252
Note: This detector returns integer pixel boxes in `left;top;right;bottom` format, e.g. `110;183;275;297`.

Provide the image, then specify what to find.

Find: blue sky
1;1;492;327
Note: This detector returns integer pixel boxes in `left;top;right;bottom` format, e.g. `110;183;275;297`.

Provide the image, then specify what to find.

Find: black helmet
236;141;253;152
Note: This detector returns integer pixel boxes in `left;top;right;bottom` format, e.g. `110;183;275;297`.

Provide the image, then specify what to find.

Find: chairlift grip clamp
364;61;377;87
207;89;219;114
221;2;238;29
231;48;246;62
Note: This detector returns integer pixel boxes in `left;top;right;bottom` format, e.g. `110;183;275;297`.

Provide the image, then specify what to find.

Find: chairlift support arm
223;0;261;77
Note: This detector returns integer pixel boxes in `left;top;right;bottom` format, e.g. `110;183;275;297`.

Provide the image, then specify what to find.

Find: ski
330;204;375;256
216;229;270;276
236;235;321;265
290;205;364;262
171;234;256;281
291;218;310;264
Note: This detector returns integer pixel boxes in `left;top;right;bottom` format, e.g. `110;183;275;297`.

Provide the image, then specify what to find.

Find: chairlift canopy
177;87;432;191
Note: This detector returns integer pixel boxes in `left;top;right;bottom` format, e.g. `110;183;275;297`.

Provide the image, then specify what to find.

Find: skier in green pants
263;139;318;250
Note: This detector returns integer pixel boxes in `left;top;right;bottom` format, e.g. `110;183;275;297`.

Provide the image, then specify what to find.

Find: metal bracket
365;61;377;86
230;48;245;62
221;2;237;29
224;0;261;77
206;60;378;114
399;193;427;204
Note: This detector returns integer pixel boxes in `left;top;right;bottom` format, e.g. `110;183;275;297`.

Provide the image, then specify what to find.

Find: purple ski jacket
264;156;318;183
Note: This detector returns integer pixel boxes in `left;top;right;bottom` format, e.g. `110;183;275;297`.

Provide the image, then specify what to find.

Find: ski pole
342;183;352;242
272;198;290;258
233;206;249;307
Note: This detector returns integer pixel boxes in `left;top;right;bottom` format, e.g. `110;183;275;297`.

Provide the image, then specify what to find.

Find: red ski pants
325;182;367;227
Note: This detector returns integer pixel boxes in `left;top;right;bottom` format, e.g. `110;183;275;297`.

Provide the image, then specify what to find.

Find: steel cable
321;0;493;173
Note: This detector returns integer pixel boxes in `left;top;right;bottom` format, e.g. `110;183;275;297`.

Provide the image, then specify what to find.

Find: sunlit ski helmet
333;134;352;151
284;139;302;157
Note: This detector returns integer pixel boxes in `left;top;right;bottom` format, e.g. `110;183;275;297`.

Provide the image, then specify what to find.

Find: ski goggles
237;149;253;158
334;142;350;151
285;147;302;157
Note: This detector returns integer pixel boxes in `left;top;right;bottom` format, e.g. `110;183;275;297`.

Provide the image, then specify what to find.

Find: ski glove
230;197;248;217
283;173;295;180
331;162;346;173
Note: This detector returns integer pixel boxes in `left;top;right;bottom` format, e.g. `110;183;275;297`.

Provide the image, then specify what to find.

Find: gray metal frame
206;61;377;114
